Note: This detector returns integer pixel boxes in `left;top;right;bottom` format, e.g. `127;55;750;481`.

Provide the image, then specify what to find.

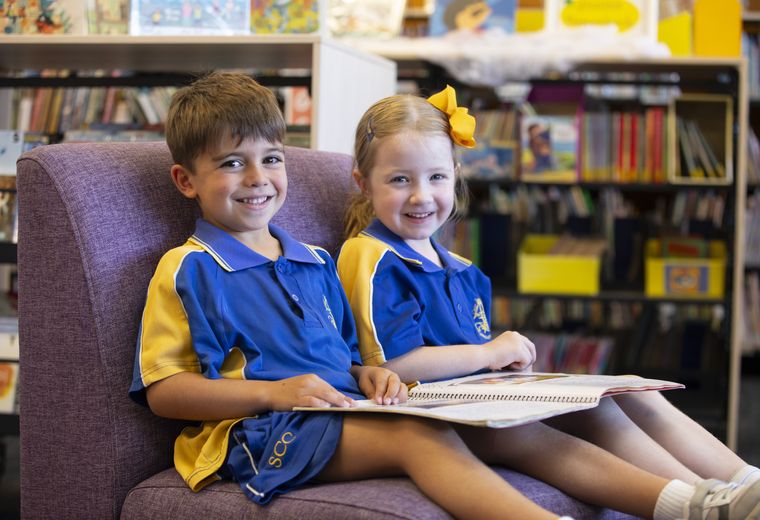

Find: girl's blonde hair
344;94;469;239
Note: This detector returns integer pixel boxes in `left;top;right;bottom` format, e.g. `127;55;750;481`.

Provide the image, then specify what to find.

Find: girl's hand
484;331;536;372
269;374;355;410
353;365;408;405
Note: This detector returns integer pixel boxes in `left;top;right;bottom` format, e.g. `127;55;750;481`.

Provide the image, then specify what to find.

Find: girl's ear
352;169;369;196
171;164;198;199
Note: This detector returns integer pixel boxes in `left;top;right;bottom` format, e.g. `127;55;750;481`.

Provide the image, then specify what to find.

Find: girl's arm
146;371;355;420
350;364;408;405
382;330;536;383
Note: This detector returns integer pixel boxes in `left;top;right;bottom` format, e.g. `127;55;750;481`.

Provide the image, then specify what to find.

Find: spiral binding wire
409;393;597;404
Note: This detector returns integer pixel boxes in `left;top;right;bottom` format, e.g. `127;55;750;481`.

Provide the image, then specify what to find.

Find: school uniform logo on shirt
268;431;296;468
323;295;337;329
473;298;491;340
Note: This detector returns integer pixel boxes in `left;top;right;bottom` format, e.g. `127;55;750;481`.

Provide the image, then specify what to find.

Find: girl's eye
431;173;448;181
390;176;409;184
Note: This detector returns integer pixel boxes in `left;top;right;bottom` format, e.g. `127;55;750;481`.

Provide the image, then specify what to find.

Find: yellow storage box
518;235;602;296
644;239;726;299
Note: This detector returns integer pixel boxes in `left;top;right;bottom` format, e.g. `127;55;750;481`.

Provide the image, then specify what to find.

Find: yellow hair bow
427;85;476;149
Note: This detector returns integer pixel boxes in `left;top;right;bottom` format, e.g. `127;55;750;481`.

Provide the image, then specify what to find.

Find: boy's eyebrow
209;145;285;161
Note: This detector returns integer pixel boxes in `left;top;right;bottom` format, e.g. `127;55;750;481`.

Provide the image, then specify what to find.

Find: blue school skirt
221;411;344;504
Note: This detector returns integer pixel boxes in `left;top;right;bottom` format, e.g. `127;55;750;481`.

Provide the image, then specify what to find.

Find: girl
337;85;760;520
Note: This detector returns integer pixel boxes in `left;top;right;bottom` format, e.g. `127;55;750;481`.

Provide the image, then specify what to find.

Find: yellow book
657;12;692;57
694;0;741;57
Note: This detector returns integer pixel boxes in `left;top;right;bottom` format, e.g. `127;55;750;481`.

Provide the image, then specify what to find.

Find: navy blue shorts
222;411;344;504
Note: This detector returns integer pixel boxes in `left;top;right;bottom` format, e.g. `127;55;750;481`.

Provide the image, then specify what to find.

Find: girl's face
360;131;456;250
171;134;287;249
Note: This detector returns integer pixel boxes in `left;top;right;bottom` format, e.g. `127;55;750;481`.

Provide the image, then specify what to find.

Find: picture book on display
520;115;578;182
429;0;516;36
130;0;250;35
295;371;683;428
544;0;658;40
250;0;321;34
1;0;86;34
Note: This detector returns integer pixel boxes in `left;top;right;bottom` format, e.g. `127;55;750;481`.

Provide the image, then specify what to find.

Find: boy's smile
360;131;456;254
171;134;287;252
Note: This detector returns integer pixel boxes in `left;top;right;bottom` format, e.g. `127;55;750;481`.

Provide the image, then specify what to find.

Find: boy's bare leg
544;396;701;483
613;392;747;481
456;421;670;519
318;415;559;520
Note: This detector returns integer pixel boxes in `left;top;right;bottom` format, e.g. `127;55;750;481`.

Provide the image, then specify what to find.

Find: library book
295;371;684;428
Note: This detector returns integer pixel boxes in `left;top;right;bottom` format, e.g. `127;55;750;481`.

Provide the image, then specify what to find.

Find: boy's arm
147;371;355;420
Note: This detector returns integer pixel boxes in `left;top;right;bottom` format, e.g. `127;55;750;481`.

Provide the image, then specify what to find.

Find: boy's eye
221;159;244;169
263;155;284;166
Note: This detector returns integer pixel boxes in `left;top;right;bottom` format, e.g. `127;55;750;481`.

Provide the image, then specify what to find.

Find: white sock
654;479;695;520
729;465;760;485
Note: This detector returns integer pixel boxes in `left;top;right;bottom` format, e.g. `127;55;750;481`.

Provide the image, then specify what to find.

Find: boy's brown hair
166;71;286;169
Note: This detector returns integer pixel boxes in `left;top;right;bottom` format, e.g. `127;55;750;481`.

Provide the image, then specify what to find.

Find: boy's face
172;134;287;245
359;131;455;250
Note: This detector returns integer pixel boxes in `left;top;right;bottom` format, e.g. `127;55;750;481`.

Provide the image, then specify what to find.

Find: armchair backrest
16;143;355;519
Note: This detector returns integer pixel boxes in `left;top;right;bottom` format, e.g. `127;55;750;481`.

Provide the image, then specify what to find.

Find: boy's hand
353;366;408;405
270;374;355;410
484;331;536;372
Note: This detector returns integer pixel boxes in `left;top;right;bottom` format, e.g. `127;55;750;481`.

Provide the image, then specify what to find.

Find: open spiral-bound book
294;372;684;428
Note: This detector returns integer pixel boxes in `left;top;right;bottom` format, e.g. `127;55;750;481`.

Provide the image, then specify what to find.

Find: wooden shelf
0;35;397;155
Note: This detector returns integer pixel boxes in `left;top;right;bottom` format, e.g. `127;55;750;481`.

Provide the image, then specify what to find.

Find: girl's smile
358;131;456;258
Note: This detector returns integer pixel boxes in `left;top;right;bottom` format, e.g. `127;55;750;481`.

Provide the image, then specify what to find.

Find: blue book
429;0;516;36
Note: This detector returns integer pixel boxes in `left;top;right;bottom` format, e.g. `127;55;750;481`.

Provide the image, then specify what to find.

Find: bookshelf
741;13;760;361
0;35;397;155
0;34;397;438
358;49;748;449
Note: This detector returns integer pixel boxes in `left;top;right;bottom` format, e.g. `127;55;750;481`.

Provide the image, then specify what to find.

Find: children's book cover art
131;0;250;35
250;0;320;34
1;0;86;34
520;115;578;182
429;0;516;36
544;0;657;39
0;131;23;175
0;362;18;413
327;0;405;38
87;0;129;33
460;143;515;179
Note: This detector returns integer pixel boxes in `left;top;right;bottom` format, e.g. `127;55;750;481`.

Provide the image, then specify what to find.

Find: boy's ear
171;164;197;199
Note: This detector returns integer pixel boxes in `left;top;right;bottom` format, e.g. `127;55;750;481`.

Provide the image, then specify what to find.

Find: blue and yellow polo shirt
129;219;362;491
336;219;492;367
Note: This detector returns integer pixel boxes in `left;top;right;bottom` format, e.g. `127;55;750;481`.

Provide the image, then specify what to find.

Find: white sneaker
687;478;760;519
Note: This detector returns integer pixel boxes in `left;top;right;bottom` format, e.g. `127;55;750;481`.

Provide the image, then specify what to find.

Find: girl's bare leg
317;415;560;520
456;421;670;519
544;396;701;483
613;392;747;481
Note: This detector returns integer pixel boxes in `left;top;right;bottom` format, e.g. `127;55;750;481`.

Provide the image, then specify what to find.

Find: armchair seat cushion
122;468;634;520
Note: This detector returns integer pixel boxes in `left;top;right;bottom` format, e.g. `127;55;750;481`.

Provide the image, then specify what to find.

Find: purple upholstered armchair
16;143;637;519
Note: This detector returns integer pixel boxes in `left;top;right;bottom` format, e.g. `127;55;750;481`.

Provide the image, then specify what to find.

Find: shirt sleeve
337;238;424;366
129;246;224;405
